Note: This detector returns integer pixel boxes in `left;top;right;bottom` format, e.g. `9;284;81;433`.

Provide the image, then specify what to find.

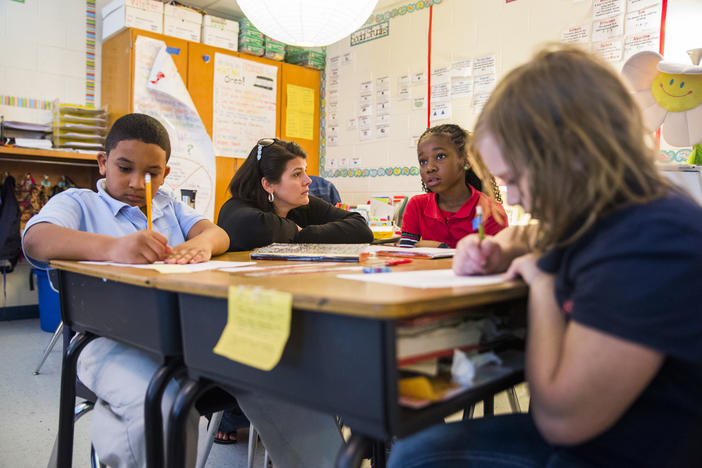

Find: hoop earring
268;192;274;203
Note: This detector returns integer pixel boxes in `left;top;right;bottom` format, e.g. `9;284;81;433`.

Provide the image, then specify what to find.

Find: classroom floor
0;318;529;468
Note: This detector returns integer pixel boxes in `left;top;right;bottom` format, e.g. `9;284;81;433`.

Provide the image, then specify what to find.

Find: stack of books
397;312;486;368
238;17;264;57
285;46;325;70
264;35;286;61
0;118;52;149
396;311;525;408
52;103;108;152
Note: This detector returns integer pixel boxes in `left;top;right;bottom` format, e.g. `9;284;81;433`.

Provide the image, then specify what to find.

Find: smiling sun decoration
622;51;702;161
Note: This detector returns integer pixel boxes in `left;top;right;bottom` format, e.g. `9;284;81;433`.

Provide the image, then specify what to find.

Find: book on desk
365;245;456;259
250;243;370;262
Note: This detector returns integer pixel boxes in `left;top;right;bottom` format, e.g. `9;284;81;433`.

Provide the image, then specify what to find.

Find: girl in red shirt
399;124;508;248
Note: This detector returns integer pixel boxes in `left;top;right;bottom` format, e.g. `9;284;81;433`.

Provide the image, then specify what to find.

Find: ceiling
184;0;401;21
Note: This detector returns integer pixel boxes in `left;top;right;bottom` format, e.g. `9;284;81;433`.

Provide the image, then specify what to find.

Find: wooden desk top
52;252;527;319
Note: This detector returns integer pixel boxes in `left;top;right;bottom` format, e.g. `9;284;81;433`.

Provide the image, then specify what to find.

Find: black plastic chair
46;328;105;468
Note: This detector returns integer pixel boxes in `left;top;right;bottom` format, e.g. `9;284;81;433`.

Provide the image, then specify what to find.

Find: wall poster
212;53;278;158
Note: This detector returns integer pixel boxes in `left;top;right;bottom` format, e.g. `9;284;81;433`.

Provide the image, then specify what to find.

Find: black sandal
214;431;238;445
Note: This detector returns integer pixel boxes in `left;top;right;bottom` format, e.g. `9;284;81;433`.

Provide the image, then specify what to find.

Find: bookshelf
0;147;100;191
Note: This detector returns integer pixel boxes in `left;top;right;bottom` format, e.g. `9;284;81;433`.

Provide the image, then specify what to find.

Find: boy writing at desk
22;113;229;467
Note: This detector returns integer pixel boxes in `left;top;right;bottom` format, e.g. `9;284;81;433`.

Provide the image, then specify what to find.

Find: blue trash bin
34;269;61;332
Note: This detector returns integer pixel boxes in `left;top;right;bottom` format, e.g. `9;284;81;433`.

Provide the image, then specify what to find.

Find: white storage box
102;0;163;41
163;3;202;42
201;14;239;51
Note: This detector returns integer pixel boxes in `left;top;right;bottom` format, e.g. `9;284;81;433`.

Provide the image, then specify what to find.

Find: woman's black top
217;195;374;251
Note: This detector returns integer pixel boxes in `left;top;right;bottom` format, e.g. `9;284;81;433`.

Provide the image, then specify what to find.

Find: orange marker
145;173;152;230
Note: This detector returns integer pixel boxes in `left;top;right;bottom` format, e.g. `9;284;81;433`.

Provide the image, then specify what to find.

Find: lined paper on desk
337;269;505;288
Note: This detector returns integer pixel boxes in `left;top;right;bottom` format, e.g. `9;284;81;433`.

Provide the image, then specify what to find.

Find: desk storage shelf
0;146;100;191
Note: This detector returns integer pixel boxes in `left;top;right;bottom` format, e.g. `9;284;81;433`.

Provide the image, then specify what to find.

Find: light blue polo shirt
22;179;205;269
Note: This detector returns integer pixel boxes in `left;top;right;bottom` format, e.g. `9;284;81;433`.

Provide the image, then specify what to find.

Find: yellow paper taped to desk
213;286;292;371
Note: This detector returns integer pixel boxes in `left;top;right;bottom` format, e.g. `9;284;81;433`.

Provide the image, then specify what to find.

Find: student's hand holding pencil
107;230;172;264
452;233;504;276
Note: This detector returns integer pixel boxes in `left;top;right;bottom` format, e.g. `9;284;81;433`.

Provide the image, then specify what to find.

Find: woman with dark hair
218;138;372;250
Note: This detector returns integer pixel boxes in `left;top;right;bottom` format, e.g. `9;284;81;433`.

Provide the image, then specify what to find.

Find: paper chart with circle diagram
133;35;216;221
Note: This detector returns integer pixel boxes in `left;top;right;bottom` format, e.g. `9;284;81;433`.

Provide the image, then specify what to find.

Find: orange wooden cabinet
101;27;321;221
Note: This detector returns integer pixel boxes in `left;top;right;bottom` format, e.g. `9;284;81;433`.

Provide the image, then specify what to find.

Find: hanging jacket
0;175;21;272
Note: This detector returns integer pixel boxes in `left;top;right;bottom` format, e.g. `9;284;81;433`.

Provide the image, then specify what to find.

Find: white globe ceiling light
237;0;380;47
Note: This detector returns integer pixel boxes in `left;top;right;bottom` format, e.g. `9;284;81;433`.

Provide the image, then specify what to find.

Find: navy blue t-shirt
537;193;702;468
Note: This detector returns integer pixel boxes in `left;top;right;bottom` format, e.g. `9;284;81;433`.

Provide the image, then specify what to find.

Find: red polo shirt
400;189;508;248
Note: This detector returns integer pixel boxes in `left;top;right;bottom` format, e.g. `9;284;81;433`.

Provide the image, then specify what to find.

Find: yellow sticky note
213;286;292;371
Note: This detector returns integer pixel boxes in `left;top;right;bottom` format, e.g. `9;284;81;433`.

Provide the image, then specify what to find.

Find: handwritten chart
213;53;278;158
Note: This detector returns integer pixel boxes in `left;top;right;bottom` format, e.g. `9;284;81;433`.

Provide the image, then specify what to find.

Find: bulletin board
322;0;666;205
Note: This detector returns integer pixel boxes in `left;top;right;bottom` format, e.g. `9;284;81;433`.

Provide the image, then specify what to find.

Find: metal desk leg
57;332;96;468
145;358;183;468
484;397;494;416
167;379;217;468
372;440;387;468
335;434;371;468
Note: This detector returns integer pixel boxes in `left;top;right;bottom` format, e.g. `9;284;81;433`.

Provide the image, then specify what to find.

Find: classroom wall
1;0;701;199
0;0;102;124
323;0;702;205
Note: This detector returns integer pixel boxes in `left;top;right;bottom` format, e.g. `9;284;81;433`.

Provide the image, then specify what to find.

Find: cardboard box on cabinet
201;14;239;52
102;0;164;41
163;3;202;42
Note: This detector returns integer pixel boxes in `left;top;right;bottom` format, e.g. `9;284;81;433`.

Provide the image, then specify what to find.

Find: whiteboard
322;0;665;205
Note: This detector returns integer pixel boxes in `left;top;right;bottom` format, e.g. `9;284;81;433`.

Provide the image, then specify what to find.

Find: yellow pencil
476;205;485;241
145;173;152;230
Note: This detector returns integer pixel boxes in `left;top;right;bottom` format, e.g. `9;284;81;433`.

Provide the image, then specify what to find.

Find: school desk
51;261;185;468
52;253;528;468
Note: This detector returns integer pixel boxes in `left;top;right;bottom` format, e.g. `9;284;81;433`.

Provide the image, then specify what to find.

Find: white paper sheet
337;269;505;288
79;260;255;273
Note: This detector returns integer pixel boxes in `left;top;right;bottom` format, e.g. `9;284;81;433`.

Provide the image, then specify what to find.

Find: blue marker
362;266;391;274
472;205;484;240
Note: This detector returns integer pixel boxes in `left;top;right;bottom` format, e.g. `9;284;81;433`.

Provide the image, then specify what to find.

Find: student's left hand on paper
165;238;212;264
504;253;549;285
